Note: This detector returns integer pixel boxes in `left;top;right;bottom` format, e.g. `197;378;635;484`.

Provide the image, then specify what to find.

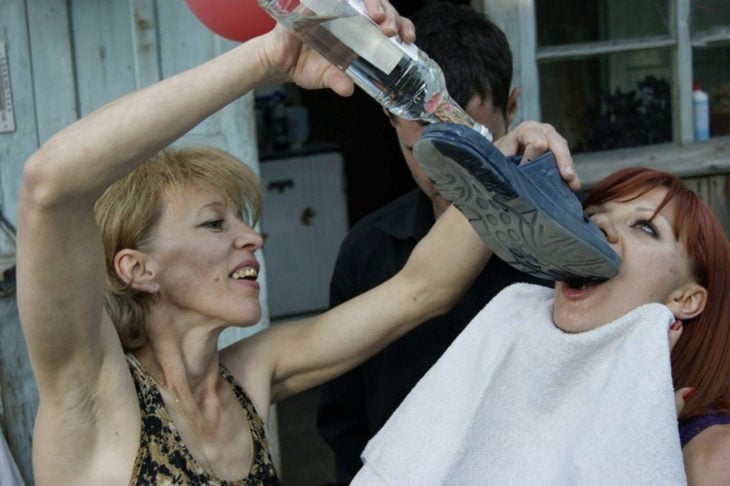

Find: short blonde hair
94;147;261;350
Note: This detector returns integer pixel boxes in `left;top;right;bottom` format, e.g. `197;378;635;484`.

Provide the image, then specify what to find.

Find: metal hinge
0;41;16;134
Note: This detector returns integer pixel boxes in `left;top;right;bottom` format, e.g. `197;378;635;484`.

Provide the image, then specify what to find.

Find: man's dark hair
412;2;513;117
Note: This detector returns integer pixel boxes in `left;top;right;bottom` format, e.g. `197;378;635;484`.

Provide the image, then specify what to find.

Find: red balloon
186;0;276;42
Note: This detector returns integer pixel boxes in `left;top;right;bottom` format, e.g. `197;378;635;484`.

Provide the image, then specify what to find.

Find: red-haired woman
356;132;730;484
585;167;730;483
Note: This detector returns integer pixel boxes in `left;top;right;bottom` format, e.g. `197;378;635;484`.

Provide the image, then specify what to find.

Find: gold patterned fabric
126;354;282;485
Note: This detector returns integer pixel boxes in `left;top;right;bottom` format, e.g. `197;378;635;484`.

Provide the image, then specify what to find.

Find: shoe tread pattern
417;138;619;281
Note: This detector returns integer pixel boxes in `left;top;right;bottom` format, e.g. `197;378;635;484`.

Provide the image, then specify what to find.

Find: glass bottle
258;0;493;141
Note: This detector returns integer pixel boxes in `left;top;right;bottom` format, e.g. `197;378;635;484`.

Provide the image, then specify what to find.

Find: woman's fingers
494;121;580;191
264;0;413;95
670;320;693;417
363;0;415;42
669;319;683;351
675;387;696;416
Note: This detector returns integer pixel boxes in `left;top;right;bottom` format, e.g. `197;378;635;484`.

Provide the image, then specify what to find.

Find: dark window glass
694;46;730;137
537;0;669;46
691;0;730;31
539;49;673;151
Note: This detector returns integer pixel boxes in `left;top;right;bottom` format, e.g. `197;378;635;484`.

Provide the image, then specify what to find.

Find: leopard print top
126;354;282;485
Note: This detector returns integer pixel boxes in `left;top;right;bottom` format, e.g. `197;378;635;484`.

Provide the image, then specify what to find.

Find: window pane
691;0;730;31
539;49;673;152
694;45;730;137
536;0;669;46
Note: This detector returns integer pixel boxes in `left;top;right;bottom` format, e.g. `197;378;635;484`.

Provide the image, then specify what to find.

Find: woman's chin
553;306;601;333
227;307;262;328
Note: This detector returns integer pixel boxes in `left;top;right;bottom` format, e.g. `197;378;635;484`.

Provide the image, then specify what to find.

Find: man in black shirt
316;4;553;484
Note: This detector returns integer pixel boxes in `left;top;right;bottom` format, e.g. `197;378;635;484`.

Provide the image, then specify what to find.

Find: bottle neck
471;122;493;141
429;95;493;141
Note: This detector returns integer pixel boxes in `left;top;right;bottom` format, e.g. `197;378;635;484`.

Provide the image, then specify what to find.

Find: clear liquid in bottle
258;0;492;140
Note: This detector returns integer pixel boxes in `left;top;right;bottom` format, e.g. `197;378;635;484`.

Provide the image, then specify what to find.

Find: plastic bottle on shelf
692;82;710;141
257;0;492;141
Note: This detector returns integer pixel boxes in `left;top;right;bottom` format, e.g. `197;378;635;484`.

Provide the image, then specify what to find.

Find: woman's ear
666;283;707;320
113;249;158;293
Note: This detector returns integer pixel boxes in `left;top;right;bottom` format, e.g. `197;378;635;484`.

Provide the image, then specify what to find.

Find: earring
151;292;160;303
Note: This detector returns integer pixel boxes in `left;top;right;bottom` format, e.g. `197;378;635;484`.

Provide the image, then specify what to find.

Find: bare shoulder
683;423;730;485
219;328;282;419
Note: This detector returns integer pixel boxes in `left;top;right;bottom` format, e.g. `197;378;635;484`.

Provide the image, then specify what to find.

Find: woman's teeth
231;267;258;280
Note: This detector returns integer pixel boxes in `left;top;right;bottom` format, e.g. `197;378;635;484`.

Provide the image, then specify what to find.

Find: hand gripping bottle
258;0;493;141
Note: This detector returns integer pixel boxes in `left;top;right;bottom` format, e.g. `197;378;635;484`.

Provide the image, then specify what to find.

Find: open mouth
230;267;258;281
563;277;608;290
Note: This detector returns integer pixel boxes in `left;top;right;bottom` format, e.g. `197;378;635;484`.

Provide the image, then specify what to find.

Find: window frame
481;0;730;153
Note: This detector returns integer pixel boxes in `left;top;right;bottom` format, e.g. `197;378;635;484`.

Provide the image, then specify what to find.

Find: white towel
354;283;687;486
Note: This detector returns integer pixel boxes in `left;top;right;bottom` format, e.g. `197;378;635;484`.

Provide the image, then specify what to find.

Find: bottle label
301;0;402;74
301;0;345;17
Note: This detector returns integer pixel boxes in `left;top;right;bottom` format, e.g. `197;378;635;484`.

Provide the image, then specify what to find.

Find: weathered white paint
671;0;694;144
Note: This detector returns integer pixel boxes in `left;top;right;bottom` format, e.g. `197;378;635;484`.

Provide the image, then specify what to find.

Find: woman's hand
668;319;695;416
257;0;415;96
494;121;580;191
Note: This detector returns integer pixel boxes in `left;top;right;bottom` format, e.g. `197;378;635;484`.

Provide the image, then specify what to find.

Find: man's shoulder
335;190;424;268
345;189;423;238
354;190;421;226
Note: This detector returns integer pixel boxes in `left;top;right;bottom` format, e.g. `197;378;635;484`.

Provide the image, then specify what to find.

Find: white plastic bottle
693;82;710;141
257;0;492;141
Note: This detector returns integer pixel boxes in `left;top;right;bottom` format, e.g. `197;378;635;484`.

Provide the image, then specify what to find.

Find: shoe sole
415;128;620;281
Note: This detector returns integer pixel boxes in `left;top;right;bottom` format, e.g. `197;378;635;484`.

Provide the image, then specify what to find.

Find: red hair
585;167;730;419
